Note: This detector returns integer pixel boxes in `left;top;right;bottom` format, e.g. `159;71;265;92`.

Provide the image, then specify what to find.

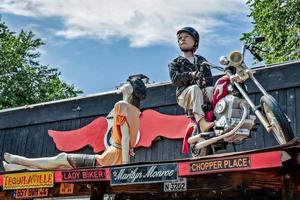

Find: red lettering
97;170;105;179
82;171;87;179
63;172;80;180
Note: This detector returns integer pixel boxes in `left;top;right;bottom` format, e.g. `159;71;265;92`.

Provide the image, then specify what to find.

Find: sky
0;0;253;95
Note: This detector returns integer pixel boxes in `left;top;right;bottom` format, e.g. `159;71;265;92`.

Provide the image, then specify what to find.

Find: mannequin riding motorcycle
188;37;294;157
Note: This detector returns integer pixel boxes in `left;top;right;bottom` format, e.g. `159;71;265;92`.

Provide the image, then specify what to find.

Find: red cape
48;109;190;153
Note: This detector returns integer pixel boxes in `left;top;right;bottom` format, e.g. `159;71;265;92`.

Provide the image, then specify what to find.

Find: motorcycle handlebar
251;50;263;62
254;36;265;43
201;61;224;72
247;45;263;62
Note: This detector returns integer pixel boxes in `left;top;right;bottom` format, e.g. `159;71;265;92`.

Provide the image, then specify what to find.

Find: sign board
14;188;48;199
3;172;54;190
61;168;108;182
164;177;187;192
190;156;251;173
179;151;283;176
110;163;178;185
59;183;74;194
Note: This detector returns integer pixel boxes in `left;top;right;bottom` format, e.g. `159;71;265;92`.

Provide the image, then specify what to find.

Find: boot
198;118;214;132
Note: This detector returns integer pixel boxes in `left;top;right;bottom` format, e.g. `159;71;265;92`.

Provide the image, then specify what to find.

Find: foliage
0;19;82;109
241;0;300;64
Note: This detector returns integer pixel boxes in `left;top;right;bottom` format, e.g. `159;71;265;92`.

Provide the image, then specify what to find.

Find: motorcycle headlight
228;51;243;66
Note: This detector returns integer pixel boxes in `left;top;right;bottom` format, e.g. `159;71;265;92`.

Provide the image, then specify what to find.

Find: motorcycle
188;37;294;157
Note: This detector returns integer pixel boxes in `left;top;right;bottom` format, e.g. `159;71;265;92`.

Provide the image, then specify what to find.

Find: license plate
164;177;187;192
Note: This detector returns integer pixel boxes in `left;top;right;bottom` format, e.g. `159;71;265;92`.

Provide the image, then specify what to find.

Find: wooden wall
0;61;299;170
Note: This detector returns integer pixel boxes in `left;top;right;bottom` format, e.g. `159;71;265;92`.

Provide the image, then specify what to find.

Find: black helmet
177;27;200;51
127;76;147;101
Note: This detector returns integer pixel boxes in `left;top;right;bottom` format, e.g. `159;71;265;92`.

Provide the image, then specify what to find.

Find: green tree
0;19;82;109
241;0;300;64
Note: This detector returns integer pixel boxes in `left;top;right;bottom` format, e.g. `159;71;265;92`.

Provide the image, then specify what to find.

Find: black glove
194;70;204;80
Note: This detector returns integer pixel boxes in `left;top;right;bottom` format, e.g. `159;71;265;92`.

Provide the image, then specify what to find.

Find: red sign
55;168;110;183
15;188;48;199
179;151;283;176
0;175;3;186
49;109;189;153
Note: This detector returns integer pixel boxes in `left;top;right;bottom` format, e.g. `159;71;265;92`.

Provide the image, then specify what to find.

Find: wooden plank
144;145;152;162
286;88;296;134
0;130;4;160
162;138;170;160
175;105;185;115
157;139;164;161
141;85;166;109
0;95;112;131
43;121;59;156
0;130;6;171
14;128;26;154
77;94;120;118
167;136;176;160
8;129;18;155
150;138;160;161
295;87;300;137
18;128;29;156
158;105;178;115
246;62;300;93
36;124;45;157
29;126;41;157
5;128;16;156
165;84;177;105
175;139;186;159
136;146;146;163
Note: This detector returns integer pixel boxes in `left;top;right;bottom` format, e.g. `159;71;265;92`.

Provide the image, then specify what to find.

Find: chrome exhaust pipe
195;104;248;150
188;134;202;144
188;132;214;144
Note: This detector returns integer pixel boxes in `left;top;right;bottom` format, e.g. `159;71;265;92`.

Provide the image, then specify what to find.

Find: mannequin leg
3;161;38;172
121;122;130;164
4;152;72;170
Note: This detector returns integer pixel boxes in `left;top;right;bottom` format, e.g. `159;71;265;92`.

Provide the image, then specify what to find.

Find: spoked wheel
190;139;210;157
261;95;294;144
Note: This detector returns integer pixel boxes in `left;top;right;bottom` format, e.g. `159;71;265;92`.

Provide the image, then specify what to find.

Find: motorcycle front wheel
260;95;294;144
190;139;212;157
190;125;212;157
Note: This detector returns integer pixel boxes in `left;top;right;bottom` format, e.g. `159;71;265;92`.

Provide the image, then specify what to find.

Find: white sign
111;163;178;185
164;177;187;192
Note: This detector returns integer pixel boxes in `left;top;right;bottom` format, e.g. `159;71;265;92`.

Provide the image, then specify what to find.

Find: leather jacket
168;55;213;97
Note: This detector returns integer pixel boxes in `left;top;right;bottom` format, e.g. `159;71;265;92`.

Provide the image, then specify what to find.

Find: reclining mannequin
3;76;147;171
